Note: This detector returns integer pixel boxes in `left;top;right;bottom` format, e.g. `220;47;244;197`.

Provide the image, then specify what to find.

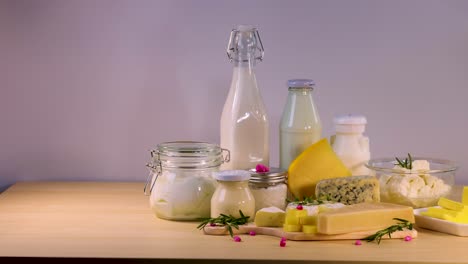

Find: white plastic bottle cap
214;170;252;181
333;114;367;134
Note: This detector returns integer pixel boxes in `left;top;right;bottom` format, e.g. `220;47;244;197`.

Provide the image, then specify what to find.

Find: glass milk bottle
280;79;322;170
220;25;269;170
330;115;370;175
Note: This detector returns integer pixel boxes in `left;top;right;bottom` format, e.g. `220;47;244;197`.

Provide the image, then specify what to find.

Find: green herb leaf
197;210;250;237
395;153;414;170
362;218;413;244
286;195;332;206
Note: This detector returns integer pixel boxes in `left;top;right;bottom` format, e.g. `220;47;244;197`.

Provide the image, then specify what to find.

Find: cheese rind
317;202;414;235
315;176;380;205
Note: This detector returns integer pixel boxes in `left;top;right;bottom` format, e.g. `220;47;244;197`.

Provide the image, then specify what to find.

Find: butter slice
438;197;467;212
254;207;285;227
463;186;468;205
317;202;414;235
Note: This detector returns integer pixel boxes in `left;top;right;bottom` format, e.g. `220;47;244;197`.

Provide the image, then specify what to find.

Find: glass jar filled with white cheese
248;168;288;212
211;170;255;220
145;141;229;221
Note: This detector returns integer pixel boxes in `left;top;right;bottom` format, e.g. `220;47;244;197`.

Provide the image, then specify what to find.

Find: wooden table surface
0;182;467;263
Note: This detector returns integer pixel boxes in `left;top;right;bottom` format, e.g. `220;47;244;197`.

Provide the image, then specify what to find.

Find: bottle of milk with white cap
330;115;370;176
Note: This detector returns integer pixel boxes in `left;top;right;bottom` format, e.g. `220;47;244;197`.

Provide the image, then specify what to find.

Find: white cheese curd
380;159;451;208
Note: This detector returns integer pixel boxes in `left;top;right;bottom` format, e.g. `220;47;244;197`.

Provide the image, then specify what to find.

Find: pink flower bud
255;164;269;173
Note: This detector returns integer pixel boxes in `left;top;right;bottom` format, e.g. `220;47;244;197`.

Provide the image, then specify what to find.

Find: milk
279;80;321;170
220;26;269;170
280;129;321;170
220;66;269;170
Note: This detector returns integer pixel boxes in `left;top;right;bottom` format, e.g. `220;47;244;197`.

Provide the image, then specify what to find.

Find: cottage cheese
379;160;451;208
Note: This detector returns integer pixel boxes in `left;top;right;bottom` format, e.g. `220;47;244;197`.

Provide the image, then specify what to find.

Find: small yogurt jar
211;170;255;220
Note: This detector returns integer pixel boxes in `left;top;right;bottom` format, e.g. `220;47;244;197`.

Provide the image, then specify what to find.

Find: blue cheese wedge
315;175;380;205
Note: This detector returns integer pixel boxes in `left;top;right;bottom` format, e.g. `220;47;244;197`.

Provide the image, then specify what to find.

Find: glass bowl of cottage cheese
366;156;457;208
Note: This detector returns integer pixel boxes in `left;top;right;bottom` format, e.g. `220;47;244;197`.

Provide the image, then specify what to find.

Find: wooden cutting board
203;223;418;241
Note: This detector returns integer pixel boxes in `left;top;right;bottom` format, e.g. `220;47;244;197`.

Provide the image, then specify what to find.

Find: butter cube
254;207;285;227
285;208;308;225
302;225;318;234
283;224;302;232
300;215;317;225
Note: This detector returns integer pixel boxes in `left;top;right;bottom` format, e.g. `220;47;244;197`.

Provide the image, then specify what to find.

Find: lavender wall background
1;0;468;192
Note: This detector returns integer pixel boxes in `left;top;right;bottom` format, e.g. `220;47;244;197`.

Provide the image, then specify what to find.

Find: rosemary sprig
363;218;413;244
395;153;413;170
197;210;250;237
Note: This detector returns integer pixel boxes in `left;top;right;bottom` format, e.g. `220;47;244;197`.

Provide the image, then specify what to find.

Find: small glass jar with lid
211;170;255;220
248;168;288;211
145;141;229;221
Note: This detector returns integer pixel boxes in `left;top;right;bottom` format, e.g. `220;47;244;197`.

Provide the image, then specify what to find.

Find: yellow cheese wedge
438;197;467;212
288;139;351;199
317;202;414;235
302;225;318;234
283;224;302;232
463;186;468;205
254;207;285;227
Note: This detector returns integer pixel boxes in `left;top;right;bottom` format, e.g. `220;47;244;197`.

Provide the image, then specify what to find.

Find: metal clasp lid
221;148;230;163
143;150;161;196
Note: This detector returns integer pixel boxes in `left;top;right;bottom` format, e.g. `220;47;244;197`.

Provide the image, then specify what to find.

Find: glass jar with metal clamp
144;141;229;221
